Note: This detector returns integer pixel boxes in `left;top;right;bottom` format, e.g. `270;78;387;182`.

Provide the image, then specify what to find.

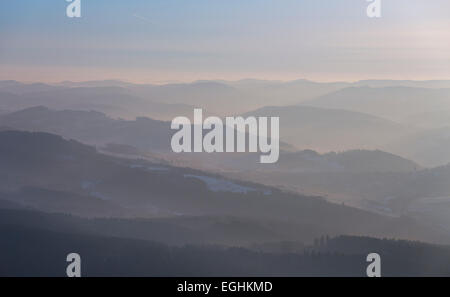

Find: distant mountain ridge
0;106;172;152
0;86;195;120
243;105;410;151
4;79;450;120
303;86;450;121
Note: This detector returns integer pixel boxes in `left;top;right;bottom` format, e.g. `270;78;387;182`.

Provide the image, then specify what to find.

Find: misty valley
1;79;450;277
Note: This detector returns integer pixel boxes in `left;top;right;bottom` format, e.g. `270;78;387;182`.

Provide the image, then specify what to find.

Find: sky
1;0;449;83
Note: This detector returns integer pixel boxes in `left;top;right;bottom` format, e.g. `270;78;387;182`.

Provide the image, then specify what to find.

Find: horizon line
4;77;450;86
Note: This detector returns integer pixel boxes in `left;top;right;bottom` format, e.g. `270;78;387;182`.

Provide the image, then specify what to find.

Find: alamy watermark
62;251;379;276
170;109;280;164
64;1;379;20
366;253;381;277
366;0;381;18
66;253;81;277
66;0;81;18
64;1;381;20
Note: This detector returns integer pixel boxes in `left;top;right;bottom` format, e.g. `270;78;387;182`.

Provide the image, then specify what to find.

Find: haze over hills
2;106;443;214
303;86;450;122
2;79;448;116
2;81;450;222
231;162;450;223
353;80;450;89
128;81;249;114
385;126;450;167
0;80;65;94
243;105;411;152
3;80;331;117
3;79;450;123
222;79;350;105
56;80;136;88
0;106;293;157
2;78;450;276
0;80;255;117
0;86;196;121
0;105;424;172
3;0;450;277
401;110;450;130
1;130;448;246
0;106;172;152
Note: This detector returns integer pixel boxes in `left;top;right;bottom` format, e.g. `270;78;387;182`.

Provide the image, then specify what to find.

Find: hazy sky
1;0;449;83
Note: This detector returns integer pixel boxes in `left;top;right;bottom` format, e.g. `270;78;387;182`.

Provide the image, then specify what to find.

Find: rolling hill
303;86;450;121
0;130;447;245
243;105;410;151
